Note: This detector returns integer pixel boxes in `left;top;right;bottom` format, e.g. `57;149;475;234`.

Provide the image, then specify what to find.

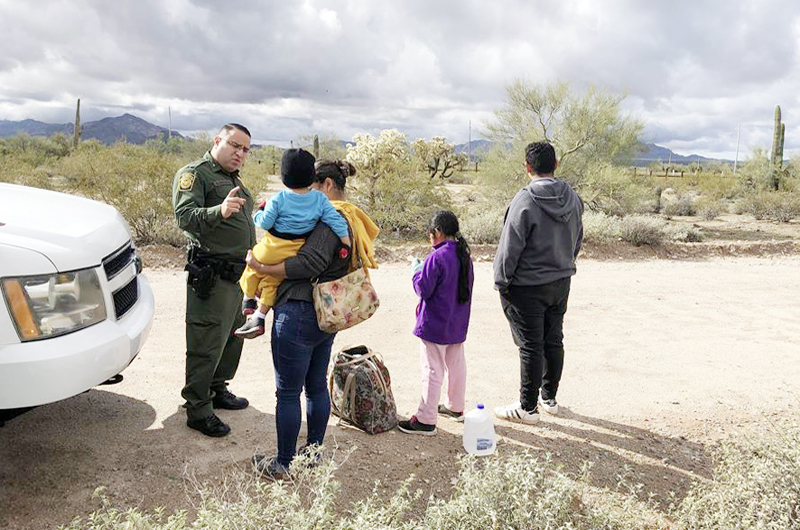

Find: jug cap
477;403;484;409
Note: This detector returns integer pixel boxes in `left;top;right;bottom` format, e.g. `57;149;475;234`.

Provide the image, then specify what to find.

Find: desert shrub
457;202;505;244
737;191;800;222
582;210;623;244
447;170;474;185
674;424;800;529
580;163;656;216
364;176;451;234
694;196;726;220
62;451;666;530
619;215;667;246
663;223;703;242
58;142;185;246
661;196;696;217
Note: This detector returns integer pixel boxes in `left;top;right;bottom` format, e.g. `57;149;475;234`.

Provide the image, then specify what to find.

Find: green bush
580;163;656;216
620;215;667;246
674;425;800;529
582;210;623;244
661;196;696;217
58;142;186;246
583;211;702;245
738;191;800;222
694;197;727;220
62;451;665;530
457;202;505;244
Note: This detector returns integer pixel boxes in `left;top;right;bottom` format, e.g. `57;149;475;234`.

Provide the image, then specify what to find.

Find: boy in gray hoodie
493;141;583;424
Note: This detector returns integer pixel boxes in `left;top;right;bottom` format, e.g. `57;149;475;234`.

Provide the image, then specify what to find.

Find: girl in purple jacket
398;211;474;435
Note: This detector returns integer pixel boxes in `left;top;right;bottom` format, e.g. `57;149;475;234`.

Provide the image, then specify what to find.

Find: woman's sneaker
252;454;289;480
539;397;559;415
437;404;464;422
234;316;265;339
397;415;437;435
493;402;539;424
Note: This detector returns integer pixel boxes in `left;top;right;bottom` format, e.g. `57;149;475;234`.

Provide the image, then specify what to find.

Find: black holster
185;259;216;300
185;246;245;298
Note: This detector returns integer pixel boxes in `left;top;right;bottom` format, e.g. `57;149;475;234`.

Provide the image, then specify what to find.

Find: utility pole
168;107;172;140
468;120;472;169
733;123;741;177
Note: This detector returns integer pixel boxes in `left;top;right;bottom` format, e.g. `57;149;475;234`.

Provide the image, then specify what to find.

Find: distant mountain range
0;113;180;144
0;114;725;165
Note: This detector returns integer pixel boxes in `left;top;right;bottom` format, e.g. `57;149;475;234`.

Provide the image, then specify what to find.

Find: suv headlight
2;269;107;341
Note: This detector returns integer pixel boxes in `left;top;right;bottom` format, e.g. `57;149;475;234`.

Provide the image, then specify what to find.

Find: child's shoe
234;316;265;339
437;404;464;422
397;415;437;436
241;298;257;316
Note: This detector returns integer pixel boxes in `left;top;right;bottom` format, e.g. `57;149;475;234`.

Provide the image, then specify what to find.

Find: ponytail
455;233;471;304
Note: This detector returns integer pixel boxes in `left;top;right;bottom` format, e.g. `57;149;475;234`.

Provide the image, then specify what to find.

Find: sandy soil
3;221;800;528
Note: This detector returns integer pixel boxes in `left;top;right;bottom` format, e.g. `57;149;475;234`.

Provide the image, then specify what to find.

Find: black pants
500;277;571;412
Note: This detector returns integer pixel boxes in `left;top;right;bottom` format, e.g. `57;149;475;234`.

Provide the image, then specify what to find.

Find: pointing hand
221;186;246;218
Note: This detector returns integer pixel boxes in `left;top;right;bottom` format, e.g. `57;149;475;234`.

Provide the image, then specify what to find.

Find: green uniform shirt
173;151;256;260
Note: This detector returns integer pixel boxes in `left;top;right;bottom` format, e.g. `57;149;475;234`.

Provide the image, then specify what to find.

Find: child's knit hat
281;148;316;189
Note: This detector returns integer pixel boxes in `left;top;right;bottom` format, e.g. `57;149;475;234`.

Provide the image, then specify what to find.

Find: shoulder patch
179;172;195;191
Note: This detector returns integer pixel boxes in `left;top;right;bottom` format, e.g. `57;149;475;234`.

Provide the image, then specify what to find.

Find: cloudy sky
1;0;799;160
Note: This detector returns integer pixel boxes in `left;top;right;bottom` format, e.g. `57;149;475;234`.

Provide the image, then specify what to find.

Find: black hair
313;159;356;192
428;210;471;304
219;123;251;138
525;141;557;174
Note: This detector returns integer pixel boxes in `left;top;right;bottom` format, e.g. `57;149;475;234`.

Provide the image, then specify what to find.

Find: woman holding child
247;157;379;479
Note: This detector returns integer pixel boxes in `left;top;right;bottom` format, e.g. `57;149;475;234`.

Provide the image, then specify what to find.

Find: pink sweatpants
415;339;467;425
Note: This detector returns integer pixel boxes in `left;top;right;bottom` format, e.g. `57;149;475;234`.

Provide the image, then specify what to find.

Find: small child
235;148;351;339
398;210;474;435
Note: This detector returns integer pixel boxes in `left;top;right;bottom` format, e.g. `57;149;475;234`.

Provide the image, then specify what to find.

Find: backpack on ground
328;345;397;434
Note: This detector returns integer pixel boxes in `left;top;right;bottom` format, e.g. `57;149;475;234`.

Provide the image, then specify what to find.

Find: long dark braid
429;210;471;304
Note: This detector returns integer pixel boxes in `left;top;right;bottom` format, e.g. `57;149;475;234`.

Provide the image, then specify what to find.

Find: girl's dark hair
428;210;471;304
313;159;356;192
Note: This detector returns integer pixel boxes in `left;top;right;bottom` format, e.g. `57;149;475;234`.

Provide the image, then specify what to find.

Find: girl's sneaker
234;316;265;339
493;402;539;424
437;404;464;422
397;415;437;435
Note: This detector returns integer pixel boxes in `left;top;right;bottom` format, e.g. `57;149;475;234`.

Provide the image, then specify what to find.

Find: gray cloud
1;0;799;159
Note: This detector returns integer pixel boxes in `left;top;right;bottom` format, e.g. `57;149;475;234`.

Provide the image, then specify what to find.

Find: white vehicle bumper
0;275;155;409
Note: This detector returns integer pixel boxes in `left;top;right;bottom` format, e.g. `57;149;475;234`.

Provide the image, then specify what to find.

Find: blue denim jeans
271;301;335;467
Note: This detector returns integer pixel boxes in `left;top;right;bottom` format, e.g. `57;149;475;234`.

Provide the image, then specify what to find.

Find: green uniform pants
182;276;246;420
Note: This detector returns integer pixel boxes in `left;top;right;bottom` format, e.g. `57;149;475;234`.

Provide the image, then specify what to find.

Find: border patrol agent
172;123;256;437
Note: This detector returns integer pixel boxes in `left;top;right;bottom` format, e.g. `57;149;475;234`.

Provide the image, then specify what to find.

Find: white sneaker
493;402;539;424
539;397;559;415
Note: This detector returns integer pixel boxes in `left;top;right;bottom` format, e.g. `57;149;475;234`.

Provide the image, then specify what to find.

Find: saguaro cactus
313;134;320;159
72;98;81;150
771;105;785;190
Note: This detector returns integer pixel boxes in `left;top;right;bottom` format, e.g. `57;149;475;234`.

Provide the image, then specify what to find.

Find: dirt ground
2;214;800;529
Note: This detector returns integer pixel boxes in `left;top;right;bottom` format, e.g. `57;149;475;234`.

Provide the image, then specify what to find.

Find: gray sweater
493;177;583;290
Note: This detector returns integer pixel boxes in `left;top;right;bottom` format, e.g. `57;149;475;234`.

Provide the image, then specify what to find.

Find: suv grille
103;243;135;280
113;277;139;319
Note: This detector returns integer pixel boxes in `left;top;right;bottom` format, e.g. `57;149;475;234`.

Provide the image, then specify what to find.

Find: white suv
0;183;154;415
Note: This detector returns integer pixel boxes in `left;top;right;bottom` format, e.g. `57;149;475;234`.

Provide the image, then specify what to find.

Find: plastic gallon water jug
462;404;496;456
